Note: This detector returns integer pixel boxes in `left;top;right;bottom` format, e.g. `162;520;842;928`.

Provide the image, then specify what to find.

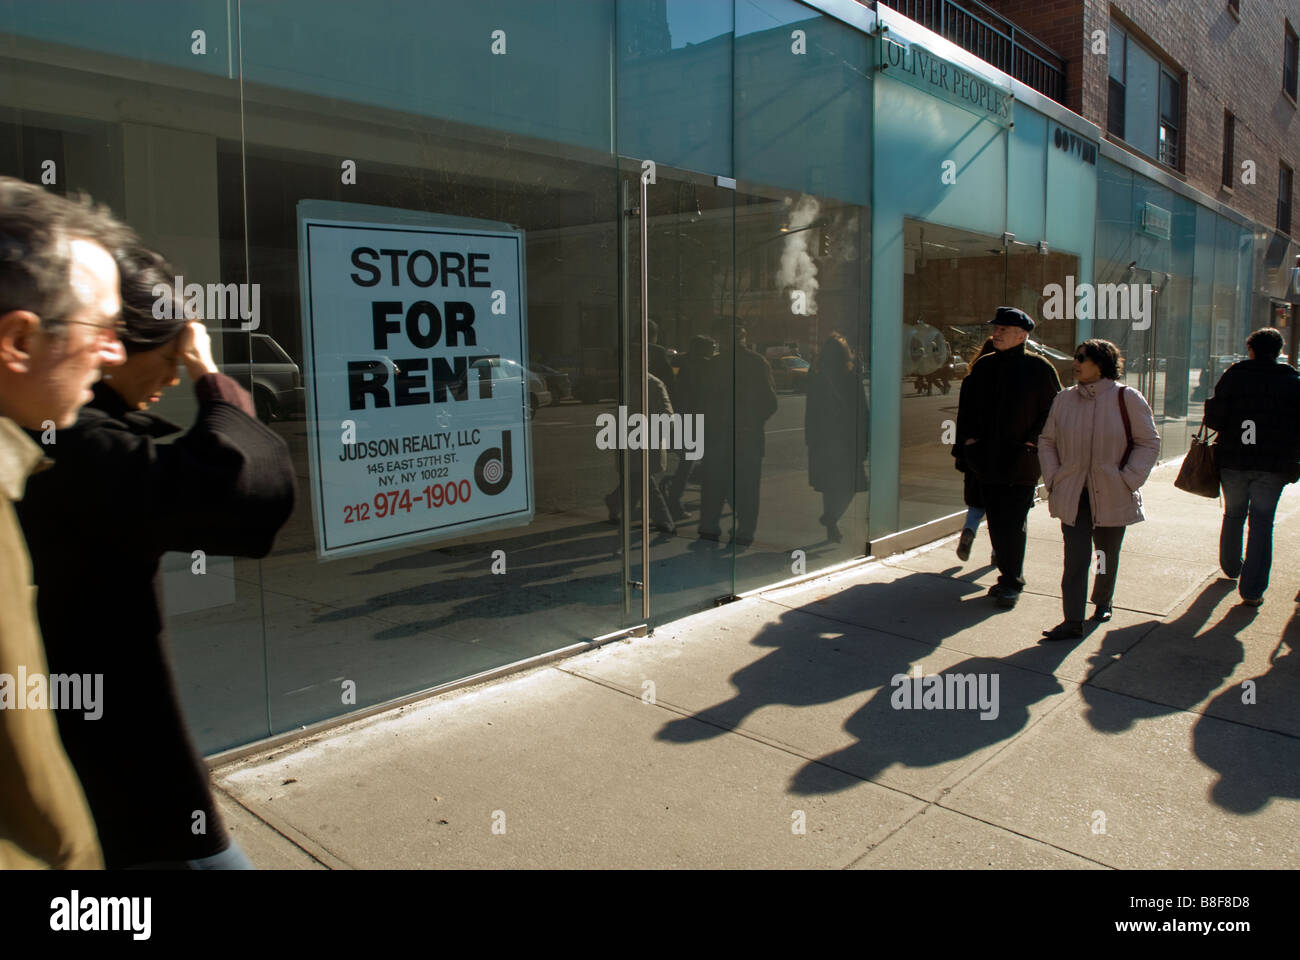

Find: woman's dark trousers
1061;491;1126;621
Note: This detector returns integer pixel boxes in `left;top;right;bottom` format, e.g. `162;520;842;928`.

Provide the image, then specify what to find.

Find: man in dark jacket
699;321;778;546
1205;327;1300;605
17;246;295;869
663;333;715;518
955;306;1062;606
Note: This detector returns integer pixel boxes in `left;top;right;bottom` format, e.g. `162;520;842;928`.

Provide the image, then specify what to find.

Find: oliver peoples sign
878;32;1013;125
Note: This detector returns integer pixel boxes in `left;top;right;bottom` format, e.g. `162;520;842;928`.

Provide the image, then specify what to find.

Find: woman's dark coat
17;374;294;867
805;366;869;493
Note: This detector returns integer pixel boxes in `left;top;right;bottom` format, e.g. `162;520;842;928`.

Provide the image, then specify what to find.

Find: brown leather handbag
1174;418;1220;497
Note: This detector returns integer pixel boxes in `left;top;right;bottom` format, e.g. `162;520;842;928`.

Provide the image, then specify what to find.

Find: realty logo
152;275;261;331
474;430;512;495
595;408;704;461
1041;276;1153;330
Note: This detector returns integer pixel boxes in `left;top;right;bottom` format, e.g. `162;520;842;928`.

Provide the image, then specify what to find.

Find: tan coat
0;417;102;869
1038;378;1161;527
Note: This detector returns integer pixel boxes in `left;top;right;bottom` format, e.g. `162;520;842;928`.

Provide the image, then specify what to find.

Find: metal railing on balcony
877;0;1067;104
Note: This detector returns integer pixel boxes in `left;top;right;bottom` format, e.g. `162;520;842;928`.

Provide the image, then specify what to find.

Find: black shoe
1241;595;1264;607
1041;620;1084;641
956;527;975;561
995;589;1020;609
1091;606;1112;622
698;530;721;542
732;533;754;547
986;583;1010;599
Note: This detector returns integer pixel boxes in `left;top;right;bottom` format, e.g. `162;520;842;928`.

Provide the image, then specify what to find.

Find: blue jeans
1219;468;1288;600
128;841;255;870
963;506;986;530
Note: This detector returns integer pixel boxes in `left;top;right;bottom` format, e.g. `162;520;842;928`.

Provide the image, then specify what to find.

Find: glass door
615;161;736;627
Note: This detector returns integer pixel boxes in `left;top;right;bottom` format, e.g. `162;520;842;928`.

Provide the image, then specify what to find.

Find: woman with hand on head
1036;339;1160;641
17;244;295;869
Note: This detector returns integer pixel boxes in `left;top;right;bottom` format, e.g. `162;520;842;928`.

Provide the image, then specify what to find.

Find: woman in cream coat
1037;339;1160;640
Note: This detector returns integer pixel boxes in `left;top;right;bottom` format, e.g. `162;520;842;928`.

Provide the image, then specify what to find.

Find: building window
1285;21;1298;101
1158;69;1180;167
1107;23;1126;138
1107;20;1181;170
1221;111;1235;187
1281;163;1294;234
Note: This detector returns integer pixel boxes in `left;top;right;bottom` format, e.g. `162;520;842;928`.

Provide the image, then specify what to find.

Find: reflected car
770;355;810;392
453;357;551;417
215;329;304;421
530;362;572;403
1026;339;1074;384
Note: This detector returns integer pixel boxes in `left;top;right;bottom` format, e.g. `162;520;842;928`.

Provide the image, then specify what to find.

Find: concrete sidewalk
212;459;1300;869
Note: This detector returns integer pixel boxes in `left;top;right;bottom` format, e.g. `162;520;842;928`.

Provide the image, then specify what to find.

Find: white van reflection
452;356;551;418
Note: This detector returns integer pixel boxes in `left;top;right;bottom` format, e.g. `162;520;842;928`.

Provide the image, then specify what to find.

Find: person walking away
1037;340;1160;639
663;333;715;519
954;337;997;562
805;332;868;543
698;321;778;547
1204;327;1300;606
954;307;1061;607
17;244;295;869
604;370;676;534
0;177;132;868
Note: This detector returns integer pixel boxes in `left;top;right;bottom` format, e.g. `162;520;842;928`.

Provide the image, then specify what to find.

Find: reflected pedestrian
17;243;296;869
698;321;777;547
663;333;715;519
1037;340;1159;640
604;370;676;534
805;332;868;543
954;307;1061;607
1205;327;1300;606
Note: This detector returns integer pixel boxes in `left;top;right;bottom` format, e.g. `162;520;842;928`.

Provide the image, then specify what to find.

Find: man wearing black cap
954;306;1061;607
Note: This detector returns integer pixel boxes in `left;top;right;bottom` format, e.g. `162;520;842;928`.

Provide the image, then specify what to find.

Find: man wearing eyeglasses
954;306;1062;608
0;176;130;868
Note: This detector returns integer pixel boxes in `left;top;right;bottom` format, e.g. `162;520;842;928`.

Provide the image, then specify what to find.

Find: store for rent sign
297;201;532;559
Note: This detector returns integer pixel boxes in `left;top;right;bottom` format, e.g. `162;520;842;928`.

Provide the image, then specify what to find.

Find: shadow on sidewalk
1193;606;1300;813
653;574;1154;794
1078;578;1246;733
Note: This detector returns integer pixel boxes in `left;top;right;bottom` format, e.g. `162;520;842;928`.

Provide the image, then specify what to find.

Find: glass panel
240;0;612;152
898;219;1007;529
237;0;626;735
1108;24;1125;82
1007;108;1045;242
871;71;1007;536
732;0;871;588
618;163;736;623
617;0;733;174
1123;40;1159;158
0;2;266;752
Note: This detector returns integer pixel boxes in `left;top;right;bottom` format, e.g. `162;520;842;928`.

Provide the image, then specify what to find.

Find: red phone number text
342;481;471;524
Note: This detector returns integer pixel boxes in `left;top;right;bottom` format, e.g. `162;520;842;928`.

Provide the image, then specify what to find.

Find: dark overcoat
17;375;294;867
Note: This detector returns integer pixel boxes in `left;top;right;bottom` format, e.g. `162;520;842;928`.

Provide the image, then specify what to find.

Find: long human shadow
785;622;1152;795
1191;607;1300;814
653;574;1143;796
655;575;1000;744
1078;578;1246;733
